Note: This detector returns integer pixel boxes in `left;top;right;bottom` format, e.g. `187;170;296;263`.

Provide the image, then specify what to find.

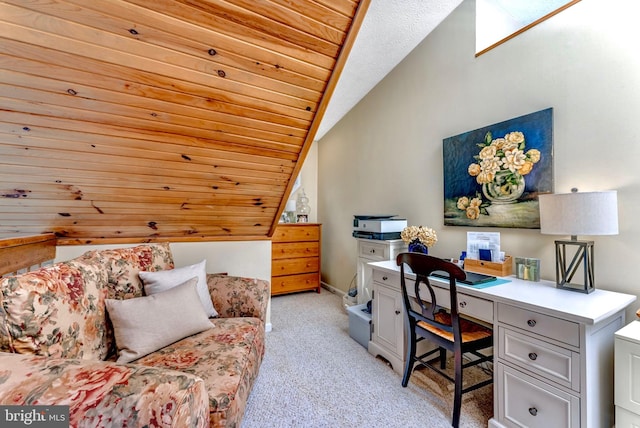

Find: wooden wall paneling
0;0;369;243
0;40;316;123
1;69;309;138
0;112;303;160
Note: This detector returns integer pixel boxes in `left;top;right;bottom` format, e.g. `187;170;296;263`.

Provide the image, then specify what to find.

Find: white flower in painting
502;148;526;173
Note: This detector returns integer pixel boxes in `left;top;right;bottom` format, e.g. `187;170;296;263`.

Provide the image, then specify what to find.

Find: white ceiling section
316;0;464;140
316;0;576;140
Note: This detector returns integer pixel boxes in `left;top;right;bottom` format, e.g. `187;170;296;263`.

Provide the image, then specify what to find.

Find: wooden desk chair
397;252;493;428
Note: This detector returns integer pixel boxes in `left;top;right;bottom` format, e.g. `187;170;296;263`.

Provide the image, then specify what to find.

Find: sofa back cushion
0;253;109;359
86;242;174;358
93;242;174;300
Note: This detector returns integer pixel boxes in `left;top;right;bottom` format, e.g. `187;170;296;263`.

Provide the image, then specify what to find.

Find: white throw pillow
105;277;213;363
139;259;218;317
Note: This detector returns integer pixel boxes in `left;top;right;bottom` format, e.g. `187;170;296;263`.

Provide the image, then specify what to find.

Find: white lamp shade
285;199;296;212
539;190;618;236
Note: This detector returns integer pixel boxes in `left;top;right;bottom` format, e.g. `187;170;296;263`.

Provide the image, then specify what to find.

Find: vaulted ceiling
0;0;369;244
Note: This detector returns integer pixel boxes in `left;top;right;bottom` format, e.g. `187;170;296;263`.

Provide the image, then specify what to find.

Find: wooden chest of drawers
271;223;321;296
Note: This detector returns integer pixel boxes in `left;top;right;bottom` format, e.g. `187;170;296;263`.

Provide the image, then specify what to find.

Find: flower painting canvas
443;108;553;228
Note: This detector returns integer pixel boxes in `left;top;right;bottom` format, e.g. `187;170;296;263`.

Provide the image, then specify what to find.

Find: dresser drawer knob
528;352;538;361
459;301;467;308
528;407;538;416
382;276;388;281
370;249;376;254
527;319;537;327
395;310;401;315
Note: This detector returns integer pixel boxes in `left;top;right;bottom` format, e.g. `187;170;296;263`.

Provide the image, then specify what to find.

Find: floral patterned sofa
0;243;268;428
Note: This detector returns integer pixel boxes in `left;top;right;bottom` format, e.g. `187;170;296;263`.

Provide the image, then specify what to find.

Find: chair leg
439;347;447;369
402;331;417;387
452;350;463;428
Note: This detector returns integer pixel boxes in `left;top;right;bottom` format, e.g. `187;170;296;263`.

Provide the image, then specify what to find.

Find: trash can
347;303;372;348
343;293;357;312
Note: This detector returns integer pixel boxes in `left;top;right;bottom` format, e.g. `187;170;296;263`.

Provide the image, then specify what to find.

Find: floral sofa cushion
206;274;268;320
91;242;175;301
85;242;175;358
0;253;109;360
0;353;209;428
134;317;265;428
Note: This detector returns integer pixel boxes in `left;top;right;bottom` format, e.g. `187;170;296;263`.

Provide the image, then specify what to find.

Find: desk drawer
372;269;400;287
497;363;580;428
498;303;579;348
359;241;390;261
432;287;493;324
402;279;493;324
499;326;579;391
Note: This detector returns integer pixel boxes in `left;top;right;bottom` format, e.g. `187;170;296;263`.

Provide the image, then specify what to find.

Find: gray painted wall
318;0;640;320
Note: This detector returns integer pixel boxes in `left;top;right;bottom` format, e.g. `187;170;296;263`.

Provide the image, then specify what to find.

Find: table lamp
538;189;618;293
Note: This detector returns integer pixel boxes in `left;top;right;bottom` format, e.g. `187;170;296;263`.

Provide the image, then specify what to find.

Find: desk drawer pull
459;301;467;308
382;276;388;281
395;310;401;315
527;319;537;327
528;407;538;416
528;352;538;361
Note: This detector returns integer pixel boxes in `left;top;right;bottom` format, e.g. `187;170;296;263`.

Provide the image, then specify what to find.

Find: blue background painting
443;108;553;228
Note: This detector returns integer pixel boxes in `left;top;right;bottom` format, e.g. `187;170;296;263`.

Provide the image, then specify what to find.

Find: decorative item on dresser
271;223;321;296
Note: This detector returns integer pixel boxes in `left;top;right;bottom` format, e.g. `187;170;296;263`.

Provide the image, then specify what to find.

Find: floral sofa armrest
0;353;208;428
206;274;269;321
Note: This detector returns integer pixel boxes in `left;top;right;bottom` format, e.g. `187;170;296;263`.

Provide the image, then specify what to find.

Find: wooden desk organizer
464;255;513;277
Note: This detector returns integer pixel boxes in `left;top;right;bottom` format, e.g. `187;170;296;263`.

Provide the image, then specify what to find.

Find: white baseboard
321;281;345;296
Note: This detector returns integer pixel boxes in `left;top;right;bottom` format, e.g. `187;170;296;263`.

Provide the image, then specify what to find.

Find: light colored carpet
242;289;492;427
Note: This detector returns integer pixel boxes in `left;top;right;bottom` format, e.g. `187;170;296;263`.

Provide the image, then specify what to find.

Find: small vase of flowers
401;225;437;254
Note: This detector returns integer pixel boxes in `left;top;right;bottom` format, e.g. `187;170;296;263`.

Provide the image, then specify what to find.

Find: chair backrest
396;252;467;341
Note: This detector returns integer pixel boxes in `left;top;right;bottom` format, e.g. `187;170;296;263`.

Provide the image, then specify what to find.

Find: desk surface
370;260;637;325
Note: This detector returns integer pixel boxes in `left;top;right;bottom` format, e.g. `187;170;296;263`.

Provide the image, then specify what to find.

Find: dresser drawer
272;257;319;276
272;242;319;259
497;363;580;428
498;303;579;348
272;224;320;242
271;273;319;295
499;326;579;391
359;240;390;261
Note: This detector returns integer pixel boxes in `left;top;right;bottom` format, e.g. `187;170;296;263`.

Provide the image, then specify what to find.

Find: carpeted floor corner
241;289;492;427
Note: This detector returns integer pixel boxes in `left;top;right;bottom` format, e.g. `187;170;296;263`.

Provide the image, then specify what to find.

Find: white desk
368;260;636;428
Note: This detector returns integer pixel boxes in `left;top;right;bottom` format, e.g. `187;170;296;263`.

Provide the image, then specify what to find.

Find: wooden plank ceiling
0;0;368;244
